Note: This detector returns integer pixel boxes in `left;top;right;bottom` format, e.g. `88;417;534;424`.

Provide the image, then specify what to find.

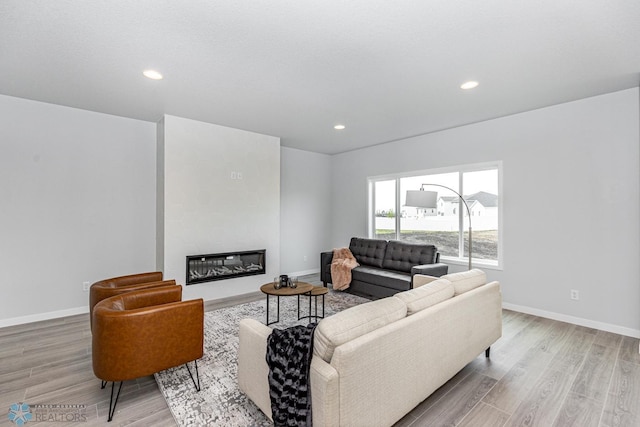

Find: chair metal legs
107;381;123;422
185;360;201;392
100;360;200;422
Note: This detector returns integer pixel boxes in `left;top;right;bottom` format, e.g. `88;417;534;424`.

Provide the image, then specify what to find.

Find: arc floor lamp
405;184;472;270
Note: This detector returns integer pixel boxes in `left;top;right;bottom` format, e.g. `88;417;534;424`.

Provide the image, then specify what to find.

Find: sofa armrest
238;318;273;421
320;251;334;285
310;357;340;427
411;263;448;285
239;318;339;425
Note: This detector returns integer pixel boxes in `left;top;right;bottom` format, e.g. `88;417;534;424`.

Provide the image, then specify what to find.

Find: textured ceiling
1;1;639;154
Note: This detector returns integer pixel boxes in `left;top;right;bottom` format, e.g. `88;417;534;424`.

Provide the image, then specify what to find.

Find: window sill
440;256;503;271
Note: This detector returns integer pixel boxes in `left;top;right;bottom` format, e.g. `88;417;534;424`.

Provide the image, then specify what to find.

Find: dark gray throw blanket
266;323;317;427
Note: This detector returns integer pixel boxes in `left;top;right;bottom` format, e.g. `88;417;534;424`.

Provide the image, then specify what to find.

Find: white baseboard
503;302;640;339
287;268;321;277
0;270;321;329
5;292;636;344
0;306;89;329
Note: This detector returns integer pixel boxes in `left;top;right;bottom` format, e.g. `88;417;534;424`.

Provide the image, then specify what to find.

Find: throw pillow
394;279;454;315
442;269;486;295
314;297;406;363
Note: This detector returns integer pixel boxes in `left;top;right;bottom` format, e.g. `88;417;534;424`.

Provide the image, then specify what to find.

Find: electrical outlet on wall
83;281;90;292
570;289;579;300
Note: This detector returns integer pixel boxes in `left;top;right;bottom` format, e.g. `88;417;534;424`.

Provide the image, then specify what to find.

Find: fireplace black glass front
186;249;266;285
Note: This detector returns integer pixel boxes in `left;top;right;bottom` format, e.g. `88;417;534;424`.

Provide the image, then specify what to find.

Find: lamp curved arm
420;183;472;270
419;184;471;218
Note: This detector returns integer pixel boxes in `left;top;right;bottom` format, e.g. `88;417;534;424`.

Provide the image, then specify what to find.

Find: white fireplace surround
157;115;280;302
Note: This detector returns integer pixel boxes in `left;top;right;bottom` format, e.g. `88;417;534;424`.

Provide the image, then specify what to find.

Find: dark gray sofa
320;237;449;299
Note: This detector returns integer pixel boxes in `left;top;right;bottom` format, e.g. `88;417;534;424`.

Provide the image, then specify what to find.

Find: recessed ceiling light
334;124;346;130
460;81;479;90
143;69;163;80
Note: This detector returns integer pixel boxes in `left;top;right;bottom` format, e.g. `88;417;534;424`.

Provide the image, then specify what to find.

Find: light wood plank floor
1;274;639;426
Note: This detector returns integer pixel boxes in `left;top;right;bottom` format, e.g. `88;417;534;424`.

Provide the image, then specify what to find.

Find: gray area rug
154;289;369;426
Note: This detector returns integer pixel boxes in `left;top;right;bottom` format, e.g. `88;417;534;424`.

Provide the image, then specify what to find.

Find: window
372;179;396;240
368;162;501;267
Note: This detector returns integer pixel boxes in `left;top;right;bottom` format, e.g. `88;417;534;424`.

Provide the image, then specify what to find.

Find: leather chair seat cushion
351;266;411;291
349;237;387;268
382;241;437;273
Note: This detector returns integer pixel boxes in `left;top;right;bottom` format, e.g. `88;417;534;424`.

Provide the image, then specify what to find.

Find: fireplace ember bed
186;249;266;285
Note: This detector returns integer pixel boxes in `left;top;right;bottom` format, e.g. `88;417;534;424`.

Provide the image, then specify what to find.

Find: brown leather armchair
92;286;204;422
89;271;176;328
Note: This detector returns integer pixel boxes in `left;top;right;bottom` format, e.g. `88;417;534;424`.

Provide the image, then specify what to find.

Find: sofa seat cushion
349;237;387;268
442;269;487;295
314;297;407;363
351;266;411;291
382;241;437;273
393;278;454;315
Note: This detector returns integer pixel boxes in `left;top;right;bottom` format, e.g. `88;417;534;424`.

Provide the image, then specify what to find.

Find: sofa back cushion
442;269;487;295
393;278;454;315
382;241;437;272
314;297;407;363
349;237;387;268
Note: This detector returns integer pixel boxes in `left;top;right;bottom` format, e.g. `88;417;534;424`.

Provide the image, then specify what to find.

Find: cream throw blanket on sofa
330;247;359;291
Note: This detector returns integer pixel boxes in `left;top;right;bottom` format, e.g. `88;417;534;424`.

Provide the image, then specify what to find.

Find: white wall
158;115;280;301
330;88;640;337
0;94;157;326
2;88;637;337
280;147;332;275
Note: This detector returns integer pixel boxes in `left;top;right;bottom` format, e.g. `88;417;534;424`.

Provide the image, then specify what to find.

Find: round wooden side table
298;286;329;322
260;282;314;325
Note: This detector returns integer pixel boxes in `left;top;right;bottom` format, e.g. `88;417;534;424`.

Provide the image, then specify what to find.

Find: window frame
367;161;503;270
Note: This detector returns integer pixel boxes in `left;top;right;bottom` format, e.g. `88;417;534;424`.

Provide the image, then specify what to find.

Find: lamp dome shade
405;190;438;208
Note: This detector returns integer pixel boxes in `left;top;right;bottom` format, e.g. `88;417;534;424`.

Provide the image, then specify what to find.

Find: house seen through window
369;163;501;266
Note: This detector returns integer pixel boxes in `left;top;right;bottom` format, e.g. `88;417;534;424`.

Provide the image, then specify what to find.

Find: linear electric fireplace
186;249;266;285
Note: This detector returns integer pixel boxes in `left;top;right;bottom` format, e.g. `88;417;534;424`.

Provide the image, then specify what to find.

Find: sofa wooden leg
485;347;491;358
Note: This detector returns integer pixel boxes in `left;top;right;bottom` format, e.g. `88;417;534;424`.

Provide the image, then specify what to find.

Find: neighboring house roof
438;191;498;208
466;191;498;208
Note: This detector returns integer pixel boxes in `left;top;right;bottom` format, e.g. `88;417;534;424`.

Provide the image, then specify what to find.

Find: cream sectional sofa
238;269;502;427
